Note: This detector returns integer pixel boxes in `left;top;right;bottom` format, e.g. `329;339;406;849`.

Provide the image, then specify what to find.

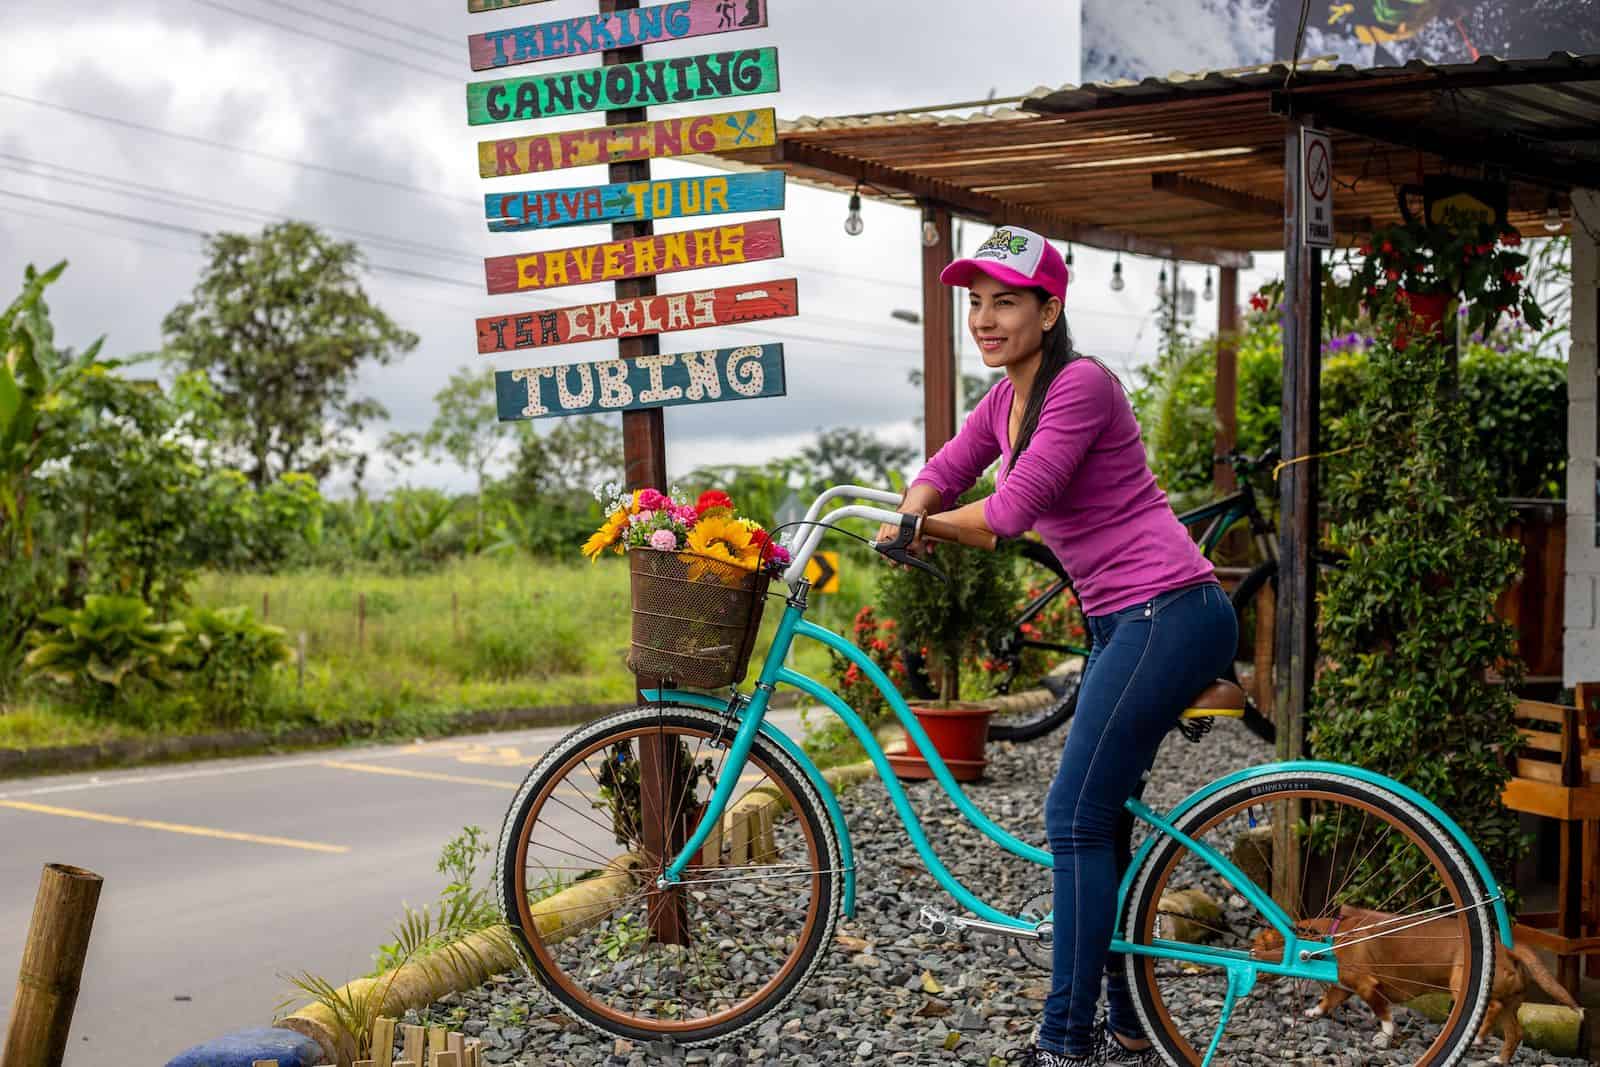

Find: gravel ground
402;717;1585;1067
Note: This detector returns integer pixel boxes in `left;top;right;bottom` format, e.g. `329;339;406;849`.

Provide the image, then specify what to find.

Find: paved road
0;709;806;1066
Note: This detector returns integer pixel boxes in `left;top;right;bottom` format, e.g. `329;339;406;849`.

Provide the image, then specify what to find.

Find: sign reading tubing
479;107;774;178
467;47;778;126
484;219;782;295
486;171;784;232
495;344;785;421
477;279;798;354
469;0;769;71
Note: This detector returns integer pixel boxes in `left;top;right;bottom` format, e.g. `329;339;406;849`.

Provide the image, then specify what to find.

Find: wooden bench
1501;690;1600;994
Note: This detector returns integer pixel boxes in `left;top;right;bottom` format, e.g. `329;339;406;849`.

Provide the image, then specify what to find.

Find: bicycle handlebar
777;486;996;586
1218;445;1281;478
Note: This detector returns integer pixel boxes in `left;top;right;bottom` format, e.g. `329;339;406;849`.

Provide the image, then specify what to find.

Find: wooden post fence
3;864;104;1067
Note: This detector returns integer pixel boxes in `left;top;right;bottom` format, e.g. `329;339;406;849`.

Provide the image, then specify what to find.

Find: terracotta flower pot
888;701;995;781
1396;289;1454;344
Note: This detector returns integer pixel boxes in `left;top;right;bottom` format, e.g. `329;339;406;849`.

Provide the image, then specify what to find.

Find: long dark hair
1006;287;1078;473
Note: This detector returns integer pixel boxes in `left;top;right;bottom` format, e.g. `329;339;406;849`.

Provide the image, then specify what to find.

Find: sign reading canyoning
485;171;784;232
483;219;782;295
476;279;799;354
477;107;775;178
466;46;778;125
469;0;769;71
494;344;785;421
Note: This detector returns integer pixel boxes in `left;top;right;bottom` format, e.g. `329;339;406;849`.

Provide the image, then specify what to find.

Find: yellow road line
0;800;349;854
321;760;519;790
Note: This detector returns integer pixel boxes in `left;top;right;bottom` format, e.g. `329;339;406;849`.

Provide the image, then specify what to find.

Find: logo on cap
976;228;1030;260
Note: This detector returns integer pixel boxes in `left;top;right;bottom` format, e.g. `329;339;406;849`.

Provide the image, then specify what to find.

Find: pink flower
631;509;655;526
671;504;699;525
649;529;678;551
638;488;671;511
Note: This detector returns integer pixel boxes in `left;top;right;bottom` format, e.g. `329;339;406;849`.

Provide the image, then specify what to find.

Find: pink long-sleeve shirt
909;358;1216;616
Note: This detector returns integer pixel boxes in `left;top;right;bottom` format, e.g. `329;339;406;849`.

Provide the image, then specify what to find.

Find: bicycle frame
637;490;1512;1065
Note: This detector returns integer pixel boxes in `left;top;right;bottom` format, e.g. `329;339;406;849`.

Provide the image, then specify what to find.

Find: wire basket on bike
627;547;770;689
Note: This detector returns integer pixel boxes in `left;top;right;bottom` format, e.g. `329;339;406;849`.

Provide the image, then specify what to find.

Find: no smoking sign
1301;128;1334;249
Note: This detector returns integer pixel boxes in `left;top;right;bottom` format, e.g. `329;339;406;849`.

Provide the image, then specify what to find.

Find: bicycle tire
1122;768;1496;1066
495;704;843;1046
986;669;1082;743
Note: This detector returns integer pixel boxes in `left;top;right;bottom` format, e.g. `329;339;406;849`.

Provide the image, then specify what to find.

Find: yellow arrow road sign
805;551;839;593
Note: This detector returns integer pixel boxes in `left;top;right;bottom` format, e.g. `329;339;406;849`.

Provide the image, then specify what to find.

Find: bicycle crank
919;902;1053;961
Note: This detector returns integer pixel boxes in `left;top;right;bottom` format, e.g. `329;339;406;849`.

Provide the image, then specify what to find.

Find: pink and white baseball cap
939;225;1069;302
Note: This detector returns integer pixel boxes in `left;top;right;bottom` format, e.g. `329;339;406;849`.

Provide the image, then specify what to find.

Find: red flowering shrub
971;580;1087;691
828;605;905;727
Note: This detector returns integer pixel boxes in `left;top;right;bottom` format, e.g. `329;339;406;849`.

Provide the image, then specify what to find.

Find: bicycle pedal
919;905;959;939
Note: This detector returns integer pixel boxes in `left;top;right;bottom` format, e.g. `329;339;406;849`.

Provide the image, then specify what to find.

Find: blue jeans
1037;581;1238;1055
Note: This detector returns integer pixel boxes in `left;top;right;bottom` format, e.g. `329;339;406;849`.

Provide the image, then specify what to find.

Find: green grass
1;552;883;751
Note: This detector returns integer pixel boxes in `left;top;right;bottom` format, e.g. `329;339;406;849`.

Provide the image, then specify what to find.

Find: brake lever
873;514;949;584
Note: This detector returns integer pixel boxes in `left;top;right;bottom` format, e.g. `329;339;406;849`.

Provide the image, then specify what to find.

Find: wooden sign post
467;0;788;951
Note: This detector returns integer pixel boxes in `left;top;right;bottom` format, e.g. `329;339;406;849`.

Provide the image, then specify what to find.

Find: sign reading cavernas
467;47;778;125
469;0;768;71
495;344;785;421
484;220;782;295
476;279;798;354
478;107;774;178
486;172;784;232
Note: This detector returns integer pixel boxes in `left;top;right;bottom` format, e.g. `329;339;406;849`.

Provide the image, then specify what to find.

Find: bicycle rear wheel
986;664;1083;742
1122;769;1495;1066
496;705;842;1045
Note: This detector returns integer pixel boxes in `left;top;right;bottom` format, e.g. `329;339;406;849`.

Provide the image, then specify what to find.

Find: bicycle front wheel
496;705;842;1045
1122;769;1496;1066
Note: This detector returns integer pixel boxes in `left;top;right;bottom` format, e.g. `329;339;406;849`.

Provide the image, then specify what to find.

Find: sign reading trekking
1301;128;1334;249
486;171;784;232
469;0;769;71
495;344;786;421
479;107;775;178
467;47;778;125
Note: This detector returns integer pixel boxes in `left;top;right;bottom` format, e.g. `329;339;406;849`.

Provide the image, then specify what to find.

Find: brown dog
1251;905;1579;1063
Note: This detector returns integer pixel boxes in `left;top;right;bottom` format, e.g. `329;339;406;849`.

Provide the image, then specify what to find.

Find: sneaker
1094;1020;1164;1065
1002;1047;1095;1067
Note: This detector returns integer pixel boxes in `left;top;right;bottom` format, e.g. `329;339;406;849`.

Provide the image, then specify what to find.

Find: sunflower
582;506;630;562
683;515;757;578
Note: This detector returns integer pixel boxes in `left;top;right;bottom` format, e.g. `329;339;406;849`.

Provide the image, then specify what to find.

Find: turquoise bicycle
496;485;1508;1066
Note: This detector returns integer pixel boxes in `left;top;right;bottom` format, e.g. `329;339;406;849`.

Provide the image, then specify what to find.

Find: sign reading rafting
467;0;791;424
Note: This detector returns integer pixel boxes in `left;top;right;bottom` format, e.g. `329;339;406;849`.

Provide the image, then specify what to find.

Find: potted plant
877;483;1022;780
1342;212;1544;346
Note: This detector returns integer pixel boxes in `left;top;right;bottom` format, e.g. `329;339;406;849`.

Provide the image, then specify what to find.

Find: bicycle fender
641;688;858;918
1127;761;1514;949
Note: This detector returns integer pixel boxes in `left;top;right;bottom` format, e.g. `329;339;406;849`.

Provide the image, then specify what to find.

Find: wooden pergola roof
717;53;1600;267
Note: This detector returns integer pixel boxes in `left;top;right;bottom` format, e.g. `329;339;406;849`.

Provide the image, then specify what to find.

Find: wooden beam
778;139;1255;268
1153;171;1371;234
1214;266;1240;495
1281;99;1592;190
921;201;956;458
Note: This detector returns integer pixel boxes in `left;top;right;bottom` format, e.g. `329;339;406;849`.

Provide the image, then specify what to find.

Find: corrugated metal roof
732;53;1599;260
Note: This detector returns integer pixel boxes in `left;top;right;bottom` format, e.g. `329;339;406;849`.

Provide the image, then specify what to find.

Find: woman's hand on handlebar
876;512;928;562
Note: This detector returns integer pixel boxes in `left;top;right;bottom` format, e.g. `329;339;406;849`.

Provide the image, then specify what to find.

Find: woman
879;226;1237;1066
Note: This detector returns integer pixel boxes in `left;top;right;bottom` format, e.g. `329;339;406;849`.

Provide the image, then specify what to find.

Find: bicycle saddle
1182;679;1246;720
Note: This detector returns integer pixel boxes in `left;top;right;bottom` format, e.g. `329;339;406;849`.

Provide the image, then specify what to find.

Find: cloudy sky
0;0;1278;494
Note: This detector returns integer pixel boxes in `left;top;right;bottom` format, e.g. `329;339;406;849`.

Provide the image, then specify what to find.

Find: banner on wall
1081;0;1600;83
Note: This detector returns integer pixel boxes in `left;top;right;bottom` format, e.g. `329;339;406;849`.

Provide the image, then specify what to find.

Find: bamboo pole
3;864;104;1067
358;593;367;652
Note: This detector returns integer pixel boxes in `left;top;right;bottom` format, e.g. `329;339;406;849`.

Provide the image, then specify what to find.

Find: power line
0;90;471;207
255;0;461;65
0;154;485;267
313;0;459;49
191;0;459;83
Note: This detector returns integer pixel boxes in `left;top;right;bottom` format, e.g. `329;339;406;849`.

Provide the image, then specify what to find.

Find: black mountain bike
907;447;1323;743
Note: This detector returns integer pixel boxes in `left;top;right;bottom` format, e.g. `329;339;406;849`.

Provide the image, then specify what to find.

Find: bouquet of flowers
582;487;792;573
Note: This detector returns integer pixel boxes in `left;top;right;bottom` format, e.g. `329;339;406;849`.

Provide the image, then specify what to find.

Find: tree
797;427;917;492
415;368;507;540
161;222;418;488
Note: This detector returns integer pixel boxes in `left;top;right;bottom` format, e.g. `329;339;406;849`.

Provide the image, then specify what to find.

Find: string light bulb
1203;270;1214;302
920;206;940;248
1110;255;1125;292
1544;192;1564;234
844;189;864;237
